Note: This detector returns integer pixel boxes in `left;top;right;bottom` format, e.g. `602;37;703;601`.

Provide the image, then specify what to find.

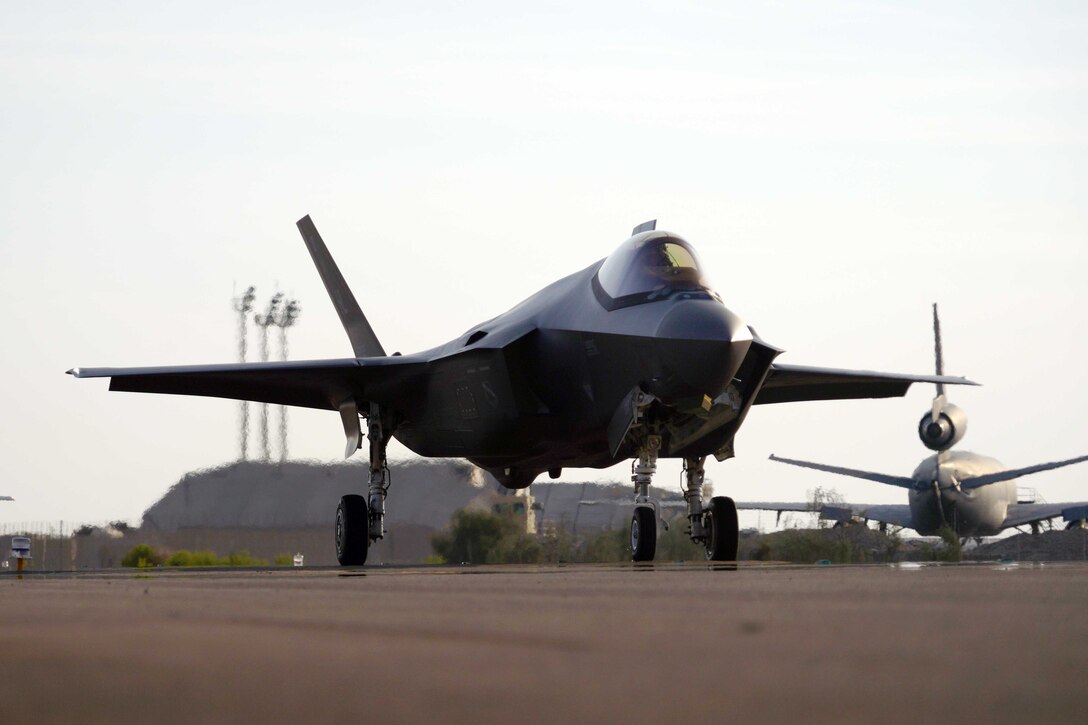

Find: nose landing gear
630;436;661;562
628;446;740;563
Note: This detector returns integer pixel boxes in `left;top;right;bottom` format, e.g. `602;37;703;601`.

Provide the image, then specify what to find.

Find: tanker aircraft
745;305;1088;536
70;217;974;564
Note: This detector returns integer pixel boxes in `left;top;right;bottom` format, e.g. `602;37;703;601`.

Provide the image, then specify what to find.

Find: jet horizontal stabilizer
769;454;921;489
959;452;1088;489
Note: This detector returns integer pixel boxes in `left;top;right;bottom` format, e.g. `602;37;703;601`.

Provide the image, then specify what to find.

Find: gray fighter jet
748;305;1088;536
70;217;974;564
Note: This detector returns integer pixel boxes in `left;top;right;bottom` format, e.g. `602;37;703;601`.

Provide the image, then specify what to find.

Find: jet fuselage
908;451;1015;536
388;251;764;484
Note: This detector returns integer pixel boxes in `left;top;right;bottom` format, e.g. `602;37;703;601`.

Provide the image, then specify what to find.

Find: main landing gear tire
336;494;369;566
631;506;657;562
705;496;739;562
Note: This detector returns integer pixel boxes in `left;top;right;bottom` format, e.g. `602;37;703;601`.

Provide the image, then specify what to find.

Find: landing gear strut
630;436;660;562
684;456;738;561
335;401;392;566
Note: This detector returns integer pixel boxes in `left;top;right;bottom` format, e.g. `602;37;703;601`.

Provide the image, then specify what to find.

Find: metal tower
253;292;283;462
273;297;301;461
232;285;256;461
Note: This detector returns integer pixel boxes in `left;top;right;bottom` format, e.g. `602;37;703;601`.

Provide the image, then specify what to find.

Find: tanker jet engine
69;218;975;565
747;305;1088;536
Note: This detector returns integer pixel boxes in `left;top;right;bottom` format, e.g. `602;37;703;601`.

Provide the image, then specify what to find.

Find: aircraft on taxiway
744;304;1088;537
70;217;974;564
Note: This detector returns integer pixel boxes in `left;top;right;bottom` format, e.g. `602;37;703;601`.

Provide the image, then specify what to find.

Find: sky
1;1;1086;530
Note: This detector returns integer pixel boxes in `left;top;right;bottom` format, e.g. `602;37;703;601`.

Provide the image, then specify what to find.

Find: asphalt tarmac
2;563;1086;724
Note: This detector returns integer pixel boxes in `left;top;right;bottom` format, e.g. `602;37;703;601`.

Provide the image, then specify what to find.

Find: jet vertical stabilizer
296;215;386;358
919;303;966;453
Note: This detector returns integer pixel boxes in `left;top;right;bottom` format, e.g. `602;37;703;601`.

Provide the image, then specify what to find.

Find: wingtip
67;368;78;377
296;213;312;227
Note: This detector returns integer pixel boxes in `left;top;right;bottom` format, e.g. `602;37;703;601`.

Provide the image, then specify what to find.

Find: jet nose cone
651;299;753;402
655;299;750;345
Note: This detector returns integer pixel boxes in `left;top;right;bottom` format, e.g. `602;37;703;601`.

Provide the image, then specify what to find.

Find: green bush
273;554;293;566
165;550;193;567
162;549;268;567
221;550;268;566
656;516;705;562
121;543;164;568
916;527;962;562
582;527;628;562
539;524;577;563
432;508;541;565
737;526;900;564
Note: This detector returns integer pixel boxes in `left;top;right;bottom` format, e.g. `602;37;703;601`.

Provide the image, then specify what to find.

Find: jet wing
67;356;426;411
1002;502;1088;529
754;364;976;405
736;501;915;529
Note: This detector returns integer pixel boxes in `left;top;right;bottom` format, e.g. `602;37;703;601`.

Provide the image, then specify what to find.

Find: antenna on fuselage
631;220;657;236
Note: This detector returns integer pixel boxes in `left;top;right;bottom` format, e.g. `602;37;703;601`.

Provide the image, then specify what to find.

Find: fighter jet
69;217;974;564
747;305;1088;536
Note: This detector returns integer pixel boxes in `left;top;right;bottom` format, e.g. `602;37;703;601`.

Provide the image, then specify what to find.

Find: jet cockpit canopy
595;232;716;309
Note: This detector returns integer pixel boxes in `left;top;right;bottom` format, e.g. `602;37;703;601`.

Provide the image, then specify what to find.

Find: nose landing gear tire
631;506;657;562
336;494;369;566
704;495;738;562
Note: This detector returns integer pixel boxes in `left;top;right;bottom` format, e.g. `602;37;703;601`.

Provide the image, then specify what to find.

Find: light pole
274;298;301;461
254;292;283;462
232;285;256;461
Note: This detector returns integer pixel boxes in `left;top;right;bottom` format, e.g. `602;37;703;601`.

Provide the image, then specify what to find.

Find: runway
2;563;1086;723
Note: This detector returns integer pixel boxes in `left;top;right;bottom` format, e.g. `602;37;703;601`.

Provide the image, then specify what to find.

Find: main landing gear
336;402;392;566
628;441;738;563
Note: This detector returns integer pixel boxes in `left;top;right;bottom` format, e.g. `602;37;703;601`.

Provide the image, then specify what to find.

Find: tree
808;486;845;529
431;508;541;565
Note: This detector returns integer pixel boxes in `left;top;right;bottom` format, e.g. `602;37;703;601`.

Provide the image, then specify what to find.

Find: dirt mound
967;529;1088;562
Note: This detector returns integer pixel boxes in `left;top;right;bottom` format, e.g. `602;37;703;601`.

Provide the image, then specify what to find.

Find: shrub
166;550;193;567
432;508;541;565
121;544;163;568
163;549;267;567
221;550;267;566
583;527;628;563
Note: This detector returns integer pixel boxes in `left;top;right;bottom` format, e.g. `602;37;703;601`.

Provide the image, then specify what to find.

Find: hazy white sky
1;1;1086;527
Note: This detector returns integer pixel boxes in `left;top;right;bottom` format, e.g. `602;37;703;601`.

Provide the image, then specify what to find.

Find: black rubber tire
336;494;369;566
704;496;739;561
631;506;657;562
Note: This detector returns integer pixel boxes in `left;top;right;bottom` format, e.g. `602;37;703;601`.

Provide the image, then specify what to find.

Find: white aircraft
743;305;1088;536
